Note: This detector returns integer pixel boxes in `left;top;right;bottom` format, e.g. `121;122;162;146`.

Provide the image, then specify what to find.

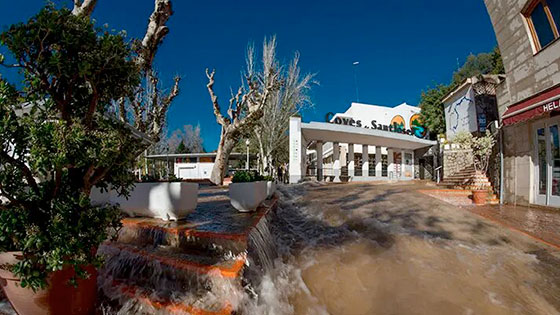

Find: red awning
502;85;560;126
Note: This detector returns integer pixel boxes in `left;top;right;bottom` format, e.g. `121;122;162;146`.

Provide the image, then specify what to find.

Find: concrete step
97;192;279;315
116;198;278;256
102;279;233;315
99;242;245;290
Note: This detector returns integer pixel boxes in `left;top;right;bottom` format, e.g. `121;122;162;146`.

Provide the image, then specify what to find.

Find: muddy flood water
242;181;560;315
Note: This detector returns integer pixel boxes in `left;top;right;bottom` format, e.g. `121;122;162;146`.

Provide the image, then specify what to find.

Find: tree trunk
210;129;236;185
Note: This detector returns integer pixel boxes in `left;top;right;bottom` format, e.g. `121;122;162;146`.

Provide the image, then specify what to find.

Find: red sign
542;100;560;112
502;85;560;126
503;100;560;126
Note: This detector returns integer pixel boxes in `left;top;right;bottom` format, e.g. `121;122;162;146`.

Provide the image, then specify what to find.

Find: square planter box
266;181;276;199
229;181;267;212
91;182;198;221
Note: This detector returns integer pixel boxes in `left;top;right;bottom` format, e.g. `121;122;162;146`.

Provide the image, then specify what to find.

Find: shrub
451;130;496;189
232;170;265;183
0;6;143;290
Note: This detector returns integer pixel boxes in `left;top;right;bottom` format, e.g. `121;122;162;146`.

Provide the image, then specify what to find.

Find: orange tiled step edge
101;242;246;279
117;197;278;255
110;280;233;315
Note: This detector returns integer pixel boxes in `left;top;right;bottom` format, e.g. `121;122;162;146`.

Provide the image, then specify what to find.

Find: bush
451;131;474;149
451;131;496;188
232;171;265;183
0;6;142;290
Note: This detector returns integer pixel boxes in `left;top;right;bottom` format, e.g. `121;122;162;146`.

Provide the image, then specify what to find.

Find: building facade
485;0;560;206
146;153;248;180
289;102;436;183
442;75;503;139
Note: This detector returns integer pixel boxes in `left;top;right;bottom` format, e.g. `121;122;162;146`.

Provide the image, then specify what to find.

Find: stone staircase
437;166;499;205
97;188;278;315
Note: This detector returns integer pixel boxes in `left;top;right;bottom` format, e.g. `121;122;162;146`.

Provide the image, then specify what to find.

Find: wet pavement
466;203;560;250
122;186;272;237
252;181;560;315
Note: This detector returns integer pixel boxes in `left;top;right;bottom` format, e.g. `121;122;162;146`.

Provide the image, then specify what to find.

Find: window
525;0;560;51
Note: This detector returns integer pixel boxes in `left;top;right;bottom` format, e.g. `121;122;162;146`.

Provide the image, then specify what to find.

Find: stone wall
502;121;533;205
443;149;473;178
484;0;560;110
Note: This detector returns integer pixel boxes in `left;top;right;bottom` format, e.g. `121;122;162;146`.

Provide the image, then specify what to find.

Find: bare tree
73;0;181;143
156;124;205;154
253;52;315;176
206;38;280;185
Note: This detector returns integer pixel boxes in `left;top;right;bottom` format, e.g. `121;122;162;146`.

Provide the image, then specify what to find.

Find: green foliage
452;131;496;181
451;131;474;149
451;49;503;86
419;47;504;138
175;141;187;154
232;170;263;183
419;84;451;136
0;6;143;290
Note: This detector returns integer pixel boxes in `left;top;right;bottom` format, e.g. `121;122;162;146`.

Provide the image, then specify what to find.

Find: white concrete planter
91;182;198;221
266;181;276;199
229;181;267;212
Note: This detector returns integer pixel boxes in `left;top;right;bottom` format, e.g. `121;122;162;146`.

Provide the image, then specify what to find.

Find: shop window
524;0;560;51
199;157;214;163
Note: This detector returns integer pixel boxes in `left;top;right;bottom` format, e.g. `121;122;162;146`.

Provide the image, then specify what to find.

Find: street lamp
246;139;250;170
352;61;360;102
166;147;169;180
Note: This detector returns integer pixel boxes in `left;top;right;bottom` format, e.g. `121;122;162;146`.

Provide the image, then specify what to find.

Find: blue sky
0;0;498;150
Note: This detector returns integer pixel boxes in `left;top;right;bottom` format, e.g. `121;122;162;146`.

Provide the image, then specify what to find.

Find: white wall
175;162;214;180
332;102;421;130
444;85;477;139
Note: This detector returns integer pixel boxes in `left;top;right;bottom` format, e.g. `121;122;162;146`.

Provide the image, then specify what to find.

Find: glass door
534;120;560;207
535;124;547;205
548;124;560;206
404;152;413;178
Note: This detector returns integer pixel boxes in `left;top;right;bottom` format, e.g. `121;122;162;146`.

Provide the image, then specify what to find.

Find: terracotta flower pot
0;252;97;315
472;190;487;205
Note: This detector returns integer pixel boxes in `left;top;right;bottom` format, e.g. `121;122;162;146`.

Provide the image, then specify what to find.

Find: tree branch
206;69;229;126
72;0;98;17
0;150;39;195
84;81;99;128
136;0;173;71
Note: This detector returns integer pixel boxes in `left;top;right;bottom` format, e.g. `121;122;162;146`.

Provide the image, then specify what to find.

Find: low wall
443;149;473;178
91;182;198;221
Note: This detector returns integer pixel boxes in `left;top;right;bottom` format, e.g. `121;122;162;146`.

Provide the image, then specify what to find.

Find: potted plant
229;171;267;212
264;176;276;199
0;6;146;314
453;131;496;205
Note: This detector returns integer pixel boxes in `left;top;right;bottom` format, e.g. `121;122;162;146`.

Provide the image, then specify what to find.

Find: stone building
440;75;504;194
484;0;560;206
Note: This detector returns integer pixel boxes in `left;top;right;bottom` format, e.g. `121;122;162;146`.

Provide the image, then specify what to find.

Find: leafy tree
0;5;147;290
419;84;451;136
175;141;187;154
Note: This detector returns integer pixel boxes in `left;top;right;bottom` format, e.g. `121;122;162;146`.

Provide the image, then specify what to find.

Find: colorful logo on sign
390;115;405;132
410;114;428;138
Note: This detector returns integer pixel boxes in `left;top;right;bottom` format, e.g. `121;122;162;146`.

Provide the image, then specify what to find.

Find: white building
146;152;249;180
442;75;503;139
289;102;437;183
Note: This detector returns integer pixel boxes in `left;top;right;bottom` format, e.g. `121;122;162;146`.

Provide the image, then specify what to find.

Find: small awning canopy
301;122;436;150
502;85;560;126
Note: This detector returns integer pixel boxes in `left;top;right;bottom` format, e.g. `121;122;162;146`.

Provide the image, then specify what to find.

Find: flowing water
239;182;560;315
